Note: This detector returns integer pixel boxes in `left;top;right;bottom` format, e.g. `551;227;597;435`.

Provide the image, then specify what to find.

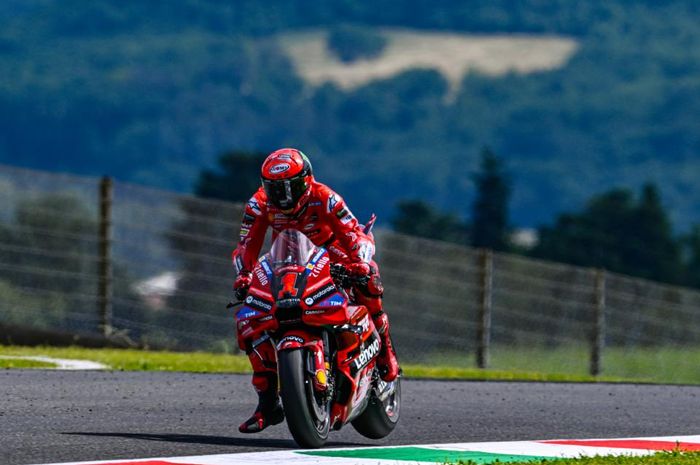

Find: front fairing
237;229;351;345
266;230;350;326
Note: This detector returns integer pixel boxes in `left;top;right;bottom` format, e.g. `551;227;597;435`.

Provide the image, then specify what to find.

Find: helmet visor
262;175;308;210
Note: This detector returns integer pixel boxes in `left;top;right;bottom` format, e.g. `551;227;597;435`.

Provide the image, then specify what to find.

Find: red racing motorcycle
232;228;401;448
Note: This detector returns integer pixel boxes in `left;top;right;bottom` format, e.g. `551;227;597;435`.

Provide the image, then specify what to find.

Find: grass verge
0;345;674;384
0;356;55;369
455;450;700;464
419;345;700;385
402;364;629;383
0;346;251;372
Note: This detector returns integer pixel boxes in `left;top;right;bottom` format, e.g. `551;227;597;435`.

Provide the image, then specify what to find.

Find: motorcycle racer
232;148;400;434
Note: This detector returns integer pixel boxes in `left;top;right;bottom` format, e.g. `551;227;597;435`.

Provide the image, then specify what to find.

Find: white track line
31;434;700;465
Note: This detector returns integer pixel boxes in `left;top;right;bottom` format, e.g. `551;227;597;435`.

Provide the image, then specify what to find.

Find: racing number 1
278;272;299;299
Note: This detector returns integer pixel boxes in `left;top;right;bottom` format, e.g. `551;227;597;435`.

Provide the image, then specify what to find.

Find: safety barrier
0;164;697;382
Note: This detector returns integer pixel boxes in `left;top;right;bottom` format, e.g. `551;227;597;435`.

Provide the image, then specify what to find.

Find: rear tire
351;376;401;439
278;349;330;448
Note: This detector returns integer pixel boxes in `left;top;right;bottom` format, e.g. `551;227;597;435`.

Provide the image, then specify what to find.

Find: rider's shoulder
245;188;268;216
311;182;344;209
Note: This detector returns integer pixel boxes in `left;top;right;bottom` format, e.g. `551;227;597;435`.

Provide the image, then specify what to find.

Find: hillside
279;29;578;97
1;1;700;230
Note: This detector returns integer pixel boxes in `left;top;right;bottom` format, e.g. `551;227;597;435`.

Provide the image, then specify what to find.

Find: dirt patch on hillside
279;28;578;95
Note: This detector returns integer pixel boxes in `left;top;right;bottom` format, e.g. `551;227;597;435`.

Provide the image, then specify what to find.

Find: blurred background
0;1;699;382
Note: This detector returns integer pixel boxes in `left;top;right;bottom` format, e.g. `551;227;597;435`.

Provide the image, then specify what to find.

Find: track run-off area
2;370;698;465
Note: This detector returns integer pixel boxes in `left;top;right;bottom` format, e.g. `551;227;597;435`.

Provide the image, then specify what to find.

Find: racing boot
239;377;284;433
372;311;399;382
239;341;284;433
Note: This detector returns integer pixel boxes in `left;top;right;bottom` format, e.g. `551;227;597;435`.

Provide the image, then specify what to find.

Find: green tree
195;150;267;203
7;194;97;294
327;24;387;63
471;147;512;251
532;183;683;284
683;225;700;288
0;193;139;335
164;195;240;351
0;194;95;331
392;199;469;245
629;183;681;282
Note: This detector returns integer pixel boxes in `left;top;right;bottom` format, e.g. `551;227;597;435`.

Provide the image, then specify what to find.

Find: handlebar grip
330;263;370;287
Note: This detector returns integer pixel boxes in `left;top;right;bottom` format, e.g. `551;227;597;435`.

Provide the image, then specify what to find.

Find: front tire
351;375;401;439
278;349;331;448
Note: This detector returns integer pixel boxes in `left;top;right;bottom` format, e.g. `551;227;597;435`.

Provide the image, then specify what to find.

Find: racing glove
346;262;371;277
234;271;252;301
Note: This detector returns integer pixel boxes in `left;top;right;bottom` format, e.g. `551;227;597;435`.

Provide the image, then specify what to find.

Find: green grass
0;357;55;369
0;346;251;372
1;345;697;385
401;364;627;383
422;345;700;385
0;345;604;380
491;346;700;384
455;451;700;464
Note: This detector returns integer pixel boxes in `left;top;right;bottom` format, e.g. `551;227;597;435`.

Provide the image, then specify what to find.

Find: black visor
262;175;308;210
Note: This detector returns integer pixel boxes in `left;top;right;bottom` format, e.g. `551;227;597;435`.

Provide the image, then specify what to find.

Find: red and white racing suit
232;181;395;396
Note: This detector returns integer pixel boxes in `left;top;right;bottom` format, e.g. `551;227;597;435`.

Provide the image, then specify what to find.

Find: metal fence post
477;249;493;369
98;176;113;337
590;269;606;376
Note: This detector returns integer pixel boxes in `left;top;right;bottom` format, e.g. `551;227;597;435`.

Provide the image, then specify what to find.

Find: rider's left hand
234;271;252;300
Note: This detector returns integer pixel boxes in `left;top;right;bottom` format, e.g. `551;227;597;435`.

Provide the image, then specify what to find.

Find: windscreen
268;229;317;270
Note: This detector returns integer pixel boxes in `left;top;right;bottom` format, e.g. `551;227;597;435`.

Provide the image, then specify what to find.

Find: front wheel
278;349;331;448
351;375;401;439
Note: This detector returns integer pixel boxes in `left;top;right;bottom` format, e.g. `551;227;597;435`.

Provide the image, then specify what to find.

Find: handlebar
229;264;370;310
330;263;369;288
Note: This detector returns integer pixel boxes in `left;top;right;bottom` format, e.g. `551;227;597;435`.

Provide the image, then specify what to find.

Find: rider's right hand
346;262;371;277
234;271;253;301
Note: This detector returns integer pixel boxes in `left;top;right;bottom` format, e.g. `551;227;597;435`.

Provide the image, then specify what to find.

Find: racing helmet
261;148;314;214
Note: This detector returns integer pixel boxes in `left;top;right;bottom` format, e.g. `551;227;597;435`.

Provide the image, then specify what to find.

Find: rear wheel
351;375;401;439
278;349;331;448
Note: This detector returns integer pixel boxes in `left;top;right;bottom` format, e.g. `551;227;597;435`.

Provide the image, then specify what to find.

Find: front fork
277;329;332;393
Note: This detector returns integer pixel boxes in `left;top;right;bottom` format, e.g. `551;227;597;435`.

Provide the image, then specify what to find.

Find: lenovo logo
353;338;380;371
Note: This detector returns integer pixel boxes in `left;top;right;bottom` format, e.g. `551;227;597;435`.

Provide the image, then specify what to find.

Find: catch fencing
0;164;697;382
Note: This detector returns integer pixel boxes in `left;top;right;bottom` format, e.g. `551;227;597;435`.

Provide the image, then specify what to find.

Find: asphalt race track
2;370;698;465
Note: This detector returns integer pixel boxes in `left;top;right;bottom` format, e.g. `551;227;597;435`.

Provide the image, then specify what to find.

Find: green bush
327;24;387;63
0;279;68;329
